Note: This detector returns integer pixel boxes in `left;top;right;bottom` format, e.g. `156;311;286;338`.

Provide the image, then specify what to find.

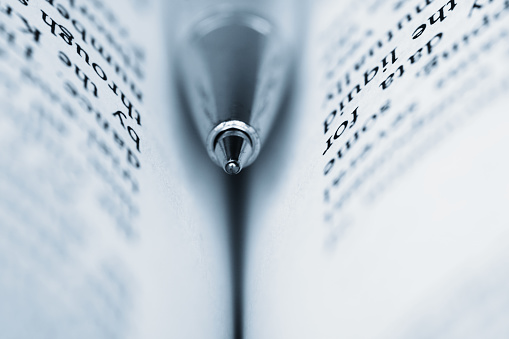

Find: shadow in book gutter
226;75;298;339
227;172;248;339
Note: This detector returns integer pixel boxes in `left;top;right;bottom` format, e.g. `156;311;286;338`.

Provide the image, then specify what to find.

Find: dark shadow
226;171;249;339
224;62;299;339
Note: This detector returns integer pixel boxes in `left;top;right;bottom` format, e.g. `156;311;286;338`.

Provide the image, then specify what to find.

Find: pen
175;1;298;174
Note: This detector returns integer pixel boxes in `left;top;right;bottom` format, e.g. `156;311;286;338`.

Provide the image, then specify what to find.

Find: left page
0;0;232;338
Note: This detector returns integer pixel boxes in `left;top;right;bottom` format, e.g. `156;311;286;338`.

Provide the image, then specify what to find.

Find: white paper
0;0;232;338
245;0;509;338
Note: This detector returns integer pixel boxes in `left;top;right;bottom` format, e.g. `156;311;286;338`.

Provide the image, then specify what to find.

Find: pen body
174;1;301;171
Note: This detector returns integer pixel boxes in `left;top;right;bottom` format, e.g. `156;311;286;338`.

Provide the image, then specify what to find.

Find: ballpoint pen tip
225;161;241;175
213;129;252;175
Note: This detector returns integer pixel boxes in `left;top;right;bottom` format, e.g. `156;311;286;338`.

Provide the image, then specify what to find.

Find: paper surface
0;1;232;338
245;0;509;338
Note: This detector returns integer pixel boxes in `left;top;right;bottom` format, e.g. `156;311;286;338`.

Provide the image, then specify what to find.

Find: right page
245;0;509;338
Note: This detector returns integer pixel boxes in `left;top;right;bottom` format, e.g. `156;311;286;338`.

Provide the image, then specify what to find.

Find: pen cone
214;129;253;175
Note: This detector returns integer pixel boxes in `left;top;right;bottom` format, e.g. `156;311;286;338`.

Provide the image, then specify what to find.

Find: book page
245;0;509;338
0;1;232;338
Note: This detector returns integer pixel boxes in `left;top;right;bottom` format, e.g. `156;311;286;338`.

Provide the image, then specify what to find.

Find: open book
1;0;508;338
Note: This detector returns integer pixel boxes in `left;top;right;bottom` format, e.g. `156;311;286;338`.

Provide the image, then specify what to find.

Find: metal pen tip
214;129;253;176
225;161;241;175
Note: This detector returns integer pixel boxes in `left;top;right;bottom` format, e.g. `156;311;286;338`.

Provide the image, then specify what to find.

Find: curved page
0;0;232;338
246;0;509;338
